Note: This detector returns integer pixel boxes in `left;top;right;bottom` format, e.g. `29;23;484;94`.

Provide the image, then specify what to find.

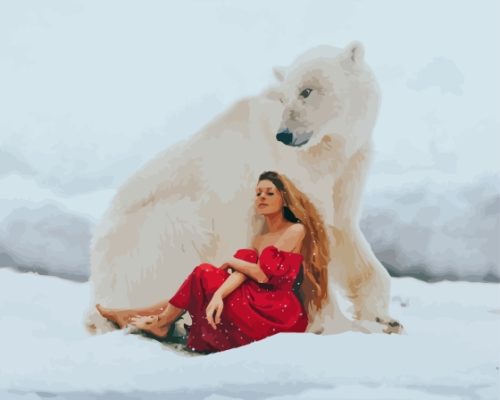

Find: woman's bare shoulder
251;234;262;250
286;223;305;236
274;223;306;253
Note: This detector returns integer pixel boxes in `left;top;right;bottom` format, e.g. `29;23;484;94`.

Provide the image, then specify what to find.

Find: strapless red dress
168;245;308;353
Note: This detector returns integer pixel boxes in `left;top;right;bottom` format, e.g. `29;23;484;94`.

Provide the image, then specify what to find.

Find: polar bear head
273;42;380;158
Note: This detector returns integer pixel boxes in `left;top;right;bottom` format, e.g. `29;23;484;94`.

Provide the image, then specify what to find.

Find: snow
0;268;498;399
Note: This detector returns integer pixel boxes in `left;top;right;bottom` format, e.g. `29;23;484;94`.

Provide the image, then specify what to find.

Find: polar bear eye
300;88;313;98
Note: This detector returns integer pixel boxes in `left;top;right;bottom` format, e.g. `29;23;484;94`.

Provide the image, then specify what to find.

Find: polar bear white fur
86;42;398;335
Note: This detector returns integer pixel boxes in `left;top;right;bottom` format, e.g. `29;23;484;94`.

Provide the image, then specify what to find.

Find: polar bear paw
84;307;118;334
376;317;405;335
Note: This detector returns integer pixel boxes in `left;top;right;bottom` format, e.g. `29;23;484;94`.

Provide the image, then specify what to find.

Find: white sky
0;0;499;197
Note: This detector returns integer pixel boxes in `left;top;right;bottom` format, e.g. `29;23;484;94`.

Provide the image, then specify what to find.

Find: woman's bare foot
129;315;170;338
96;304;134;328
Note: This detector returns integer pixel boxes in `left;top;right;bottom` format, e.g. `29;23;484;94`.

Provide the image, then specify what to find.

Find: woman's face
255;179;284;216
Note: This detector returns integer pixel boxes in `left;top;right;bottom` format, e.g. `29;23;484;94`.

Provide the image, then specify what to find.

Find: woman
96;171;330;352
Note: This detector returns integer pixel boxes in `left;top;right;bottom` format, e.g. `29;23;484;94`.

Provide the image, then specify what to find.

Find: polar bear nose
276;129;293;145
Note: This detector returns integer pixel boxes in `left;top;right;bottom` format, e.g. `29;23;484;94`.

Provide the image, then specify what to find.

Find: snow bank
0;174;112;280
0;201;91;281
362;174;500;282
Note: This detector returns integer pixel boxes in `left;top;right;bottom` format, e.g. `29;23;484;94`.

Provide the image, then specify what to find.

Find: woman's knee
193;263;216;276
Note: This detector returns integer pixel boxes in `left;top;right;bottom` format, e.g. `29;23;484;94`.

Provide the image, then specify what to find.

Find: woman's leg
97;263;227;334
96;298;176;328
127;264;223;337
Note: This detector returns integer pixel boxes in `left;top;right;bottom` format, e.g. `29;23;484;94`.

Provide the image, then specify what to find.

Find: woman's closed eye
256;192;275;196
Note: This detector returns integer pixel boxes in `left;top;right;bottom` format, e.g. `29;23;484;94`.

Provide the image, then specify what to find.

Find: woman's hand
219;261;232;270
221;257;243;271
205;293;224;330
220;261;234;274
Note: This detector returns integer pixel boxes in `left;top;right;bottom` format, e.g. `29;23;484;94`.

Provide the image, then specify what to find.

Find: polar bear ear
273;66;286;82
343;41;365;66
262;85;285;102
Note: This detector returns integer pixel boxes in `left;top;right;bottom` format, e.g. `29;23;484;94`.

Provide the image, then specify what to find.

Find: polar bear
86;42;399;335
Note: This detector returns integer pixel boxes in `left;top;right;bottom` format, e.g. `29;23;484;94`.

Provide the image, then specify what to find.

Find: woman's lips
258;204;268;208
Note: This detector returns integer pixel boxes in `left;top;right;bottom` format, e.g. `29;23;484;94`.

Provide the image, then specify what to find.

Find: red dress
169;245;308;352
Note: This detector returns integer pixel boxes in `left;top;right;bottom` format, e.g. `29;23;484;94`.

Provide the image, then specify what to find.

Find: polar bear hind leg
85;198;216;333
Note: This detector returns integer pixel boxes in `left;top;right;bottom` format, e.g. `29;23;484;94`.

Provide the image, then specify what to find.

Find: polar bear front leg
331;148;402;333
331;226;394;323
331;224;404;334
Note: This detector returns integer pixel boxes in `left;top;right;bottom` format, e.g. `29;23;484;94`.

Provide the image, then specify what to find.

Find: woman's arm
206;236;260;329
206;271;248;329
214;271;247;299
225;225;305;283
222;234;267;283
225;257;269;283
214;232;262;297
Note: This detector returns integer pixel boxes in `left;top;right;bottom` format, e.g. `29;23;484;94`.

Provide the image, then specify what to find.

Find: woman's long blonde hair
257;171;330;313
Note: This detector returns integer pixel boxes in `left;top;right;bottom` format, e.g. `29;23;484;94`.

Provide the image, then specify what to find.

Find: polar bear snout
276;128;313;147
276;129;293;145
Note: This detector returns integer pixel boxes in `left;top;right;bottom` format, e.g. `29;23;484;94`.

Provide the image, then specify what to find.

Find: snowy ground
0;269;498;400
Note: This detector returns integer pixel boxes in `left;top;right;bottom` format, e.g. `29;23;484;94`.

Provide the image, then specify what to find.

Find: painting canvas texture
0;1;498;399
